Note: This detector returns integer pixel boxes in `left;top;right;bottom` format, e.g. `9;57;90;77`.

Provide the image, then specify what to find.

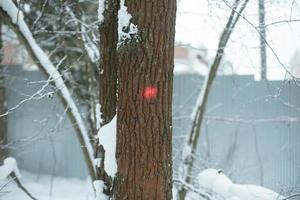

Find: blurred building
174;45;209;75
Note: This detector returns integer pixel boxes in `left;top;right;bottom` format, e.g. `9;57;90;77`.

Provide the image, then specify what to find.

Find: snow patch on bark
93;180;109;200
117;0;138;47
97;115;117;177
98;0;105;23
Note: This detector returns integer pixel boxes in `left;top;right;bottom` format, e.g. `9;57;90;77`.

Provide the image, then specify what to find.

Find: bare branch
0;0;96;181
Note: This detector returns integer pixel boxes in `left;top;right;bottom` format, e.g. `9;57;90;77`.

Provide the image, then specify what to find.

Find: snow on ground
0;171;94;200
187;169;285;200
0;157;20;180
0;168;286;200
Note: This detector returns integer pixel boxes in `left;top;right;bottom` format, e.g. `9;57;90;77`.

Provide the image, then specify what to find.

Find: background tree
258;0;267;80
176;0;249;199
0;16;7;163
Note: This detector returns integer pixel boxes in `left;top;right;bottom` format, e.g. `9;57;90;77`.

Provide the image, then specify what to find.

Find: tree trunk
114;0;176;199
99;0;119;125
96;0;120;195
258;0;267;80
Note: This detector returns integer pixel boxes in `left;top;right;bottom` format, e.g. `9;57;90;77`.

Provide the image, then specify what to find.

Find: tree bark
96;0;120;195
99;0;119;125
114;0;176;199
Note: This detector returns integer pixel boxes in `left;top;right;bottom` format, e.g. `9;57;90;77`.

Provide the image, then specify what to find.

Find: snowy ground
186;169;285;200
0;168;289;200
0;171;94;200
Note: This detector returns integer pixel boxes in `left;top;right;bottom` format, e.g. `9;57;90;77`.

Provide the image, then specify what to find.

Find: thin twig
10;172;38;200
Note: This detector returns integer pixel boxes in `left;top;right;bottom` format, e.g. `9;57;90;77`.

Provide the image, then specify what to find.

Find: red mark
142;86;158;100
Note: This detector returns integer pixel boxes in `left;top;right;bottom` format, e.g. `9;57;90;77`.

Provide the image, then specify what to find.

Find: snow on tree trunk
114;0;176;199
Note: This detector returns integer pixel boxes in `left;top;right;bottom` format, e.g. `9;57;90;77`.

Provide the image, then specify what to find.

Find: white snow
117;0;138;47
196;168;222;189
228;184;285;200
95;103;102;130
81;25;100;63
98;0;105;23
0;157;21;180
212;173;232;198
196;169;233;196
93;158;102;168
97;115;117;177
189;169;285;200
23;3;30;13
0;171;94;200
93;180;108;200
0;0;95;174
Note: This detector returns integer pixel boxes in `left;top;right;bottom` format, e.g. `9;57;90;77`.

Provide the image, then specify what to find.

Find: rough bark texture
114;0;176;199
0;18;7;163
99;0;119;125
97;0;120;195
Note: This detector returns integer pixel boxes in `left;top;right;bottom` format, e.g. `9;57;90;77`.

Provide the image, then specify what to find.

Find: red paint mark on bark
142;86;158;100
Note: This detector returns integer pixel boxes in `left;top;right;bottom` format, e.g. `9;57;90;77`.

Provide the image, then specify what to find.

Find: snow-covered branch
0;0;96;180
65;6;99;64
0;157;20;180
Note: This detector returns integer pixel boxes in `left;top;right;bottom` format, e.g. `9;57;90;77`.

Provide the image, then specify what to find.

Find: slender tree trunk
99;0;119;125
114;0;176;199
96;0;120;196
258;0;267;80
0;17;7;163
